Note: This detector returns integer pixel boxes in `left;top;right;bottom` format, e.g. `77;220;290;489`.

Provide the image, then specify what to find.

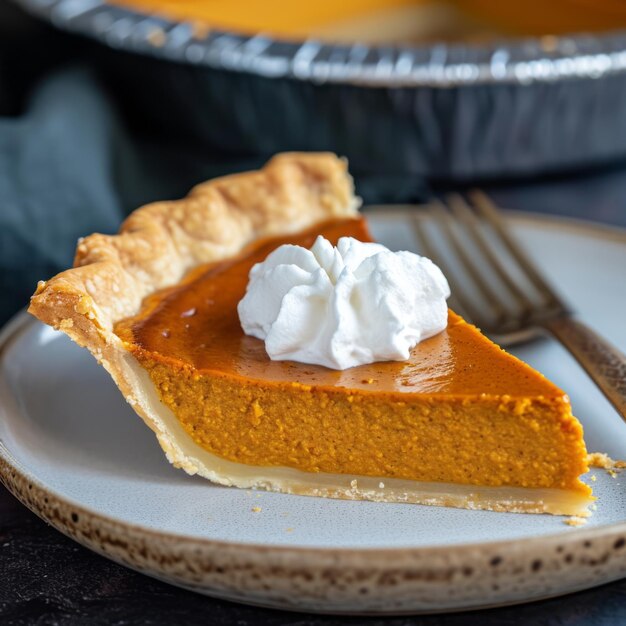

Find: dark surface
2;2;626;624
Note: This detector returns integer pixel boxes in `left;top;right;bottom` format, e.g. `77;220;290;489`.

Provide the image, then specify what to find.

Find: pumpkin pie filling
114;216;591;510
29;152;592;515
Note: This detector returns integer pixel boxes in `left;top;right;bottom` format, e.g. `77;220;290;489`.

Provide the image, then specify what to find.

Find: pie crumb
565;516;587;527
350;479;358;489
378;482;385;489
591;475;597;482
587;452;626;470
251;506;262;513
286;527;294;533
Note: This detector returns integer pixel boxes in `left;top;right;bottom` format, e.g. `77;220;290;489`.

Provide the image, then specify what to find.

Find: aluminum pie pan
16;0;626;184
17;0;626;87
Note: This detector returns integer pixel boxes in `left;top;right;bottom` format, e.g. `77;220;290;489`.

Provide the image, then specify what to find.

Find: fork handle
542;316;626;419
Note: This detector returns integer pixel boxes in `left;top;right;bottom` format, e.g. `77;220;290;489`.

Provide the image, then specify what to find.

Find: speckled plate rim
13;0;626;87
2;211;626;614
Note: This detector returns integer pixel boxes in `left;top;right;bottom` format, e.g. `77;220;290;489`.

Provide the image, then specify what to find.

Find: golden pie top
109;0;626;43
108;0;422;43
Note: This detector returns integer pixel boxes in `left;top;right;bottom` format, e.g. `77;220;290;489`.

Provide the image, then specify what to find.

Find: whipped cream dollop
237;236;450;370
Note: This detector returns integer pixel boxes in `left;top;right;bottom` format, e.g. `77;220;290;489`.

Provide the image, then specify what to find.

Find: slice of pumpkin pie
29;153;592;516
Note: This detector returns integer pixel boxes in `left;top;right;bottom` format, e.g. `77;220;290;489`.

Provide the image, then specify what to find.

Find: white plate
2;209;626;614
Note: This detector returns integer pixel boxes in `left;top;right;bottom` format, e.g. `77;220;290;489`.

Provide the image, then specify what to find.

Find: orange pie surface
114;216;590;498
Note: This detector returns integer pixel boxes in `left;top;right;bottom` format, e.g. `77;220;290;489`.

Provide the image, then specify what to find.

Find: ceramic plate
1;209;626;615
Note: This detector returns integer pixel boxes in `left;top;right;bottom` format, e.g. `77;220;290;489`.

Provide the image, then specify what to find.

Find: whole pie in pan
29;153;592;516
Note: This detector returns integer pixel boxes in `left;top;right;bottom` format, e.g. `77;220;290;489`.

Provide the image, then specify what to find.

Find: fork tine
468;190;569;313
428;199;511;326
446;193;534;318
410;210;492;330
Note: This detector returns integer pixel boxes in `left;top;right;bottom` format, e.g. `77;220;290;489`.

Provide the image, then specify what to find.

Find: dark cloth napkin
1;67;121;322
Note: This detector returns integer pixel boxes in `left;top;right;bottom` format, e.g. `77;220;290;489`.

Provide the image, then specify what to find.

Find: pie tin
15;0;626;182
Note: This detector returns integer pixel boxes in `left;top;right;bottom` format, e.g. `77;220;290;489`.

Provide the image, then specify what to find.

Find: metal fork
412;190;626;420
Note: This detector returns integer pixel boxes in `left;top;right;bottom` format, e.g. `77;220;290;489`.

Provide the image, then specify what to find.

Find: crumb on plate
587;452;626;470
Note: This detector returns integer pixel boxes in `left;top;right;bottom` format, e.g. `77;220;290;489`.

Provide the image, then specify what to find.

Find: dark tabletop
2;2;626;624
